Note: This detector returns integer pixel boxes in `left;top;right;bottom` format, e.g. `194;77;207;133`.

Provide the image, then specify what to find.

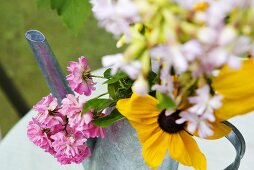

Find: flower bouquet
27;0;254;169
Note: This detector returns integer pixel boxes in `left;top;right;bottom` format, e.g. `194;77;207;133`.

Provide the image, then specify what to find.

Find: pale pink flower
102;53;142;79
90;0;140;39
150;45;188;74
51;131;91;164
152;64;174;98
66;56;96;96
176;111;214;138
176;85;223;138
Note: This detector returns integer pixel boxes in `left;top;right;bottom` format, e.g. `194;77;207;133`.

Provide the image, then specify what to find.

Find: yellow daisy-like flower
116;94;207;169
116;59;254;169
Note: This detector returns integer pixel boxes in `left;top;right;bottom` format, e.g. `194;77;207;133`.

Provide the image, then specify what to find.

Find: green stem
91;75;108;79
95;92;109;99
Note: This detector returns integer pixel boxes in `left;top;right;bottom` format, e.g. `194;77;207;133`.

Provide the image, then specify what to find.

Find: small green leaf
108;83;118;100
83;98;116;113
92;109;125;128
156;92;176;111
103;71;127;84
103;68;112;79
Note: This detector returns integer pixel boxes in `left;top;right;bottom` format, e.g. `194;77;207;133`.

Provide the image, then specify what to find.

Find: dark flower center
42;128;50;134
48;109;58;116
82;70;91;80
158;110;185;134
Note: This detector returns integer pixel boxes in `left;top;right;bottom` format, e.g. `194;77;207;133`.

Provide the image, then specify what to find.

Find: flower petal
168;131;206;170
116;93;160;122
142;130;169;168
213;59;254;119
192;121;231;140
130;121;160;143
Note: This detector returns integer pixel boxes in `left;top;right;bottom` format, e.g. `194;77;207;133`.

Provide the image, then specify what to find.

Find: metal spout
25;30;73;103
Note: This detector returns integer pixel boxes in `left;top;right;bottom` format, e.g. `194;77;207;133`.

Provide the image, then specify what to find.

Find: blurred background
0;0;119;137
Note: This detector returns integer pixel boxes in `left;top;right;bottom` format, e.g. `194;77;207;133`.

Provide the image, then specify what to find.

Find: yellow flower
116;59;254;169
213;59;254;120
116;93;228;169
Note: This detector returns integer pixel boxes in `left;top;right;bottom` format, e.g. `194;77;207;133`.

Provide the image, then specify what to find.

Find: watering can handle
224;121;246;170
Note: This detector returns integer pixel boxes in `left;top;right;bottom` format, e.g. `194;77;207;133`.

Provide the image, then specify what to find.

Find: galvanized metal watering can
25;30;245;170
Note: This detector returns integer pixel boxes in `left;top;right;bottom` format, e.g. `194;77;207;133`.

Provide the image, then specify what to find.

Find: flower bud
197;27;217;44
132;75;149;96
219;26;237;46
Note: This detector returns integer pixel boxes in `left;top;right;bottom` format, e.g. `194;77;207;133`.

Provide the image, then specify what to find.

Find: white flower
176;111;214;138
90;0;140;38
152;64;174;98
102;53;142;79
176;85;223;138
150;44;188;74
181;40;203;61
197;27;217;44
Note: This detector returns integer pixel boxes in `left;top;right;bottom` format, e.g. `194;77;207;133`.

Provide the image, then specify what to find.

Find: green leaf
92;109;125;128
103;68;112;79
107;78;133;100
50;0;65;14
83;98;116;113
103;71;127;84
156;92;176;111
108;83;118;100
49;0;91;34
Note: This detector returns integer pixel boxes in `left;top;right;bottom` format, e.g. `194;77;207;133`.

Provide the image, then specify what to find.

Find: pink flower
86;123;105;138
61;94;83;118
27;118;55;155
60;94;105;138
51;131;91;164
66;56;96;96
33;94;64;128
33;94;58;114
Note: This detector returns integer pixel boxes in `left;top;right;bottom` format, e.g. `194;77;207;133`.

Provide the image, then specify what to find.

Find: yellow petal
168;131;206;170
216;97;254;120
142;130;169;168
193;121;231;140
213;59;254;120
116;93;160;122
130;121;160;143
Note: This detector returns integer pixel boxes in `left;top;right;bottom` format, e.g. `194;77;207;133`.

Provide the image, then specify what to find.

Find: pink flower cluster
27;94;104;164
27;56;104;164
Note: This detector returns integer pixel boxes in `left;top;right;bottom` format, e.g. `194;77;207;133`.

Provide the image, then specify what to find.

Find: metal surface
25;30;73;103
224;121;246;170
83;119;179;170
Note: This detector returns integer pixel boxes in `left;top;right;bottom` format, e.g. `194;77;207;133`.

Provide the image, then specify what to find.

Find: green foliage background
0;0;119;136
